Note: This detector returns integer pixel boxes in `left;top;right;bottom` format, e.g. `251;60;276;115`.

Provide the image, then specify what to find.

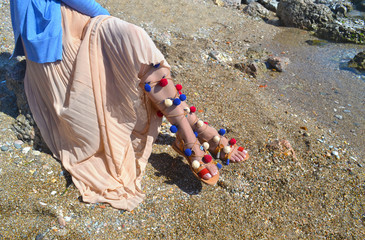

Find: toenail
203;173;212;180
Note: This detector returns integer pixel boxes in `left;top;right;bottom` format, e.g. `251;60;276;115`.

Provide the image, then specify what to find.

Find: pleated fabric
23;5;169;210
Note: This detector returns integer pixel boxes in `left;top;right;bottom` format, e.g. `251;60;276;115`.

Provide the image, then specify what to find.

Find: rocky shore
1;0;364;239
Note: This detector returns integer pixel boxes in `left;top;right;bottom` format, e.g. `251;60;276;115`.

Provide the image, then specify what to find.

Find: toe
205;163;218;176
202;173;212;180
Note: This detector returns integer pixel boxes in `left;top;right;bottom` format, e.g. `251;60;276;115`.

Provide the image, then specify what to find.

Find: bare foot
193;121;248;163
173;131;219;181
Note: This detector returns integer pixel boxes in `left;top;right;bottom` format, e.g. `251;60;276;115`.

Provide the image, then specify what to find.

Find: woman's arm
61;0;110;17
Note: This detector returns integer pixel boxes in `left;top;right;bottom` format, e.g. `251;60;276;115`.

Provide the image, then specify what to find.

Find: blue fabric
10;0;109;63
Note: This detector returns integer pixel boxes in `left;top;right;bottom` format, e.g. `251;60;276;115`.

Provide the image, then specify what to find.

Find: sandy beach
0;0;364;238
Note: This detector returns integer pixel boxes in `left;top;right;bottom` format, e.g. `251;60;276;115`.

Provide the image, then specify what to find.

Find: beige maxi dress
24;5;169;211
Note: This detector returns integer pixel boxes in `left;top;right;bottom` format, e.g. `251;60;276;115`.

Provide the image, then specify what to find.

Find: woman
10;0;248;211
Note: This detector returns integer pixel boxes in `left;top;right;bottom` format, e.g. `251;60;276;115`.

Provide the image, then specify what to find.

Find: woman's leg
140;65;218;180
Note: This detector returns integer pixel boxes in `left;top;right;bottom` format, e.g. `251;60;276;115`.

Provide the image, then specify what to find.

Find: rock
35;234;44;240
242;0;257;4
258;0;279;11
1;145;9;151
234;61;267;77
316;18;365;44
277;0;334;30
331;150;340;159
32;150;41;156
266;139;297;160
14;142;22;149
214;0;241;7
58;216;66;228
267;56;290;72
244;2;271;18
348;51;365;71
2;55;50;153
335;114;343;120
22;147;31;154
315;0;353;17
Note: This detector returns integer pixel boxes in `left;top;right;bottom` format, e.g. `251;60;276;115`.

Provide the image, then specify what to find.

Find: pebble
14;140;23;145
14;143;22;149
1;145;8;151
51;191;57;195
58;216;66;228
33;150;41;156
22;147;31;154
35;234;44;240
335;115;343;120
331;151;340;159
343;109;351;113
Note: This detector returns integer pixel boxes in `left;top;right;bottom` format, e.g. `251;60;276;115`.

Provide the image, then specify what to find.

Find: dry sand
0;0;364;239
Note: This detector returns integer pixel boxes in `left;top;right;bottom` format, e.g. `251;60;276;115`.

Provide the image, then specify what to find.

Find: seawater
262;28;365;159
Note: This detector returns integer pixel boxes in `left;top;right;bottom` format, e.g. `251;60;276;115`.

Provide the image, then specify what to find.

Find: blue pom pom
179;94;187;101
170;125;178;133
218;128;226;135
194;131;198;137
216;163;222;169
184;148;192;156
144;83;151;92
173;98;181;106
225;159;230;165
153;63;160;68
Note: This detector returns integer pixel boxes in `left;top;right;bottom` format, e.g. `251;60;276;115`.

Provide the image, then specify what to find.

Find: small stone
331;151;340;159
33;150;41;156
64;216;71;222
14;143;22;149
14;140;23;145
51;191;57;195
303;132;310;137
335;115;343;120
58;216;66;228
1;145;9;151
22;147;31;154
343;109;351;113
35;234;44;240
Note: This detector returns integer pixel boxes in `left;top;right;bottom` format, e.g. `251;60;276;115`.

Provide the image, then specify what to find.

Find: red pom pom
203;155;212;163
229;138;237;145
238;146;245;152
178;91;182;95
176;84;183;91
157;111;164;117
159;78;168;87
198;168;209;178
190;106;196;113
204;121;209;125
